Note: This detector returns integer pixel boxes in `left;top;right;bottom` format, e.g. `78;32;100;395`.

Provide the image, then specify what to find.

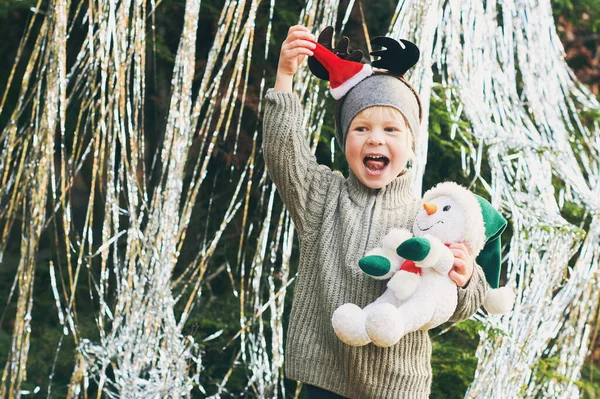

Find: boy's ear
406;136;416;168
406;129;416;159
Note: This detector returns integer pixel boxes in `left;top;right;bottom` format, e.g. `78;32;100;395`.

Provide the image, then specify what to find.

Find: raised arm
262;26;332;237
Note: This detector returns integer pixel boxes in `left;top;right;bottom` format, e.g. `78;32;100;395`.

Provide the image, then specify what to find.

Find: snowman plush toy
332;181;515;347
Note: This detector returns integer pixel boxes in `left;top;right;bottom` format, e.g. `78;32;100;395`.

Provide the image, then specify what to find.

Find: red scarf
399;243;452;275
400;260;422;275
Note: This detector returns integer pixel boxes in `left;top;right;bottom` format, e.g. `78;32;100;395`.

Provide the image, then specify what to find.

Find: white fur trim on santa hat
422;182;486;256
330;64;373;100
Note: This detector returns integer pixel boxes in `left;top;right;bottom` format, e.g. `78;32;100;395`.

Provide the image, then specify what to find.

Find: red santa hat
310;40;373;100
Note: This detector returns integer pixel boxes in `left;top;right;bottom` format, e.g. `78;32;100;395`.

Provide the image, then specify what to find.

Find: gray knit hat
334;74;422;151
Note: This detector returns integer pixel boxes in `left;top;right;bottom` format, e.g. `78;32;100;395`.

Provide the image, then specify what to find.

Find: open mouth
363;155;390;175
417;220;443;231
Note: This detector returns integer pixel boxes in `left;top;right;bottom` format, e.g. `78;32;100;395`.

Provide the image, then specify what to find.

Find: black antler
370;36;419;76
308;26;364;81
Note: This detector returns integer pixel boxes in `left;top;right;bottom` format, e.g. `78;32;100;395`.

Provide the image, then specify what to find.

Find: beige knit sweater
262;89;487;398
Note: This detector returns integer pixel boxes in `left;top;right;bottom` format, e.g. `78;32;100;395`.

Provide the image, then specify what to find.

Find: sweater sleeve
262;89;332;237
448;262;488;322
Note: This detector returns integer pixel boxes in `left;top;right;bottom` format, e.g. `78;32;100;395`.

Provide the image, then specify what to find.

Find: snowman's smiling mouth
417;220;444;231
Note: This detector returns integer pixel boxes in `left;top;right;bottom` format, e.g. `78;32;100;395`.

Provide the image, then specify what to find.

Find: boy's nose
367;129;386;145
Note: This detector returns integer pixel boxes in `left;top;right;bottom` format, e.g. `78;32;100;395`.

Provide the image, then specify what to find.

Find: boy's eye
386;125;407;133
355;126;367;132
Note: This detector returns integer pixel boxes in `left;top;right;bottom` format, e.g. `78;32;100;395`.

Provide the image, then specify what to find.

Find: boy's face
345;108;412;189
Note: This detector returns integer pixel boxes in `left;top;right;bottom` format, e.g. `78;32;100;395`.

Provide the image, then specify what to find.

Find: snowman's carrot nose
423;203;437;215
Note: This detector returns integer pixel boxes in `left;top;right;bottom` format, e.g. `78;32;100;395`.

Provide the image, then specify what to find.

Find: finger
283;39;317;51
282;45;315;56
287;30;316;42
282;47;314;59
448;270;458;283
452;258;467;273
448;270;466;287
448;242;466;250
288;25;310;34
450;248;466;260
449;242;472;255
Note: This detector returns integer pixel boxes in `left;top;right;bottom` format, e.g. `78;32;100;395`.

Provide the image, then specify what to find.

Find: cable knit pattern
262;89;487;399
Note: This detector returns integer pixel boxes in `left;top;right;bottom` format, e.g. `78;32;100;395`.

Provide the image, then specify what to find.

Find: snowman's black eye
443;205;451;211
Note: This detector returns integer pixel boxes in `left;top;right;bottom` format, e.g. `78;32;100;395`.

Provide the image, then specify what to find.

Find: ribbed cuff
450;263;487;322
265;88;303;116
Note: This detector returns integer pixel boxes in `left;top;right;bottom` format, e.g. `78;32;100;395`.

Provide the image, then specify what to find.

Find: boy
262;25;487;398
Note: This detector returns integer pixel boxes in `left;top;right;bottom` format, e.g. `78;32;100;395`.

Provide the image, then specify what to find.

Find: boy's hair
351;106;416;161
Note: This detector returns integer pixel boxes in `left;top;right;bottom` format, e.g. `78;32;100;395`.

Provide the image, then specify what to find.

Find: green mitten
396;237;431;261
358;255;391;277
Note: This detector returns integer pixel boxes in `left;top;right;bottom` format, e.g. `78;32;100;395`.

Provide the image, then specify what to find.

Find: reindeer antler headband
307;26;423;150
307;26;420;99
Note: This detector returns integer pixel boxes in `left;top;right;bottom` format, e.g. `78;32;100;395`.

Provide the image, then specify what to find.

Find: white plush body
332;225;459;347
334;266;457;347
